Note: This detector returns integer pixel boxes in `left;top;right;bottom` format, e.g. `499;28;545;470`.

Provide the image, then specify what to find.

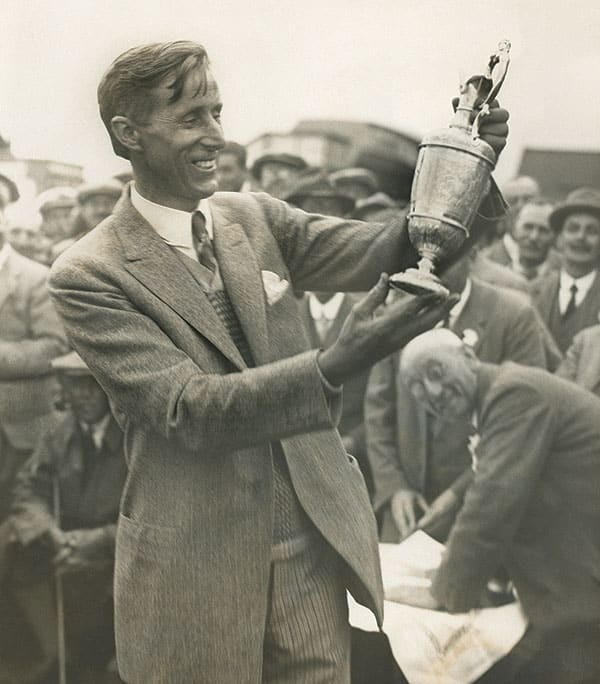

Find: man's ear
110;116;144;154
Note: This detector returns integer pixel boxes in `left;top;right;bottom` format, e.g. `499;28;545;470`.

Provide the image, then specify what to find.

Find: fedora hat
329;167;379;194
550;187;600;232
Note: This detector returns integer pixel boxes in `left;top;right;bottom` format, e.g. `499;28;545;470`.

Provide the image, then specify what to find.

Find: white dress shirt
308;292;345;341
558;269;597;315
131;185;213;262
80;412;112;450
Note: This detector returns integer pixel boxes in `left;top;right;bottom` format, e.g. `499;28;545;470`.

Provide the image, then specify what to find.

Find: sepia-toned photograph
1;1;599;682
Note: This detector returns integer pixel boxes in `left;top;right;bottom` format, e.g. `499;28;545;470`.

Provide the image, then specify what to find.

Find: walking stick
52;477;67;684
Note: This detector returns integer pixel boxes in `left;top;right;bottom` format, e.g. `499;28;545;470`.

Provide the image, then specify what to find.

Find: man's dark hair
98;41;210;160
221;141;247;170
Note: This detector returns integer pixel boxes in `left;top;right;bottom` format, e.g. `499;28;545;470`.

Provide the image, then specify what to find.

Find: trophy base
389;269;450;297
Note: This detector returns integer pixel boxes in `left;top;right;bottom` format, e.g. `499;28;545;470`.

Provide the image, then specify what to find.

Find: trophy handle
472;40;511;140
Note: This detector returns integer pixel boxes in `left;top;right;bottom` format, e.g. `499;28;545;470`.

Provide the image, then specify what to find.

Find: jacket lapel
116;196;246;370
212;204;270;366
0;249;19;312
531;271;560;323
453;281;487;356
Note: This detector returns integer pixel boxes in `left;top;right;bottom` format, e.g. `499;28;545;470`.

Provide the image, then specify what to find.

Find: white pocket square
261;270;289;305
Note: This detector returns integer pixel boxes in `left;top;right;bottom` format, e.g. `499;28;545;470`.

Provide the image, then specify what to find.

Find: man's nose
425;379;443;398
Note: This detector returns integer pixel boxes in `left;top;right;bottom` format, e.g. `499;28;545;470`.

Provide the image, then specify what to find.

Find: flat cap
0;172;19;203
251;153;307;179
352;192;397;219
36;186;77;214
329;167;379;194
283;173;355;214
77;179;123;204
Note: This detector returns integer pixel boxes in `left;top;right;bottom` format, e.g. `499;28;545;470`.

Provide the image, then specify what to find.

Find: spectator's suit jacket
298;294;373;492
366;279;547;541
0;247;66;451
432;363;600;639
486;239;562;276
556;324;600;396
48;188;423;683
531;268;600;352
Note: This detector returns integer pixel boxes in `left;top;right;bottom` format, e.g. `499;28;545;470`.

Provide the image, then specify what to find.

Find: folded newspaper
349;532;528;684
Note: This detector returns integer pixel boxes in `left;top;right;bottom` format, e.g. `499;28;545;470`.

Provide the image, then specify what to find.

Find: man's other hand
318;274;459;387
417;489;460;539
390;489;430;541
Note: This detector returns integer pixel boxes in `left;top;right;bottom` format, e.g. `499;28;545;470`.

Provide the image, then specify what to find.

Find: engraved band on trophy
389;40;511;296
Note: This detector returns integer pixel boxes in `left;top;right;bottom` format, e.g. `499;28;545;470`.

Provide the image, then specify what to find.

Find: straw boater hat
549;187;600;232
250;153;307;180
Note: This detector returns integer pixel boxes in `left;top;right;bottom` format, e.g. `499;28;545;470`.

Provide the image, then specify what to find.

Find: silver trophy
390;40;511;296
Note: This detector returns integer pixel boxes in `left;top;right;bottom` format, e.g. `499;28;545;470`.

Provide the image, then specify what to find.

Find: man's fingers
353;273;390;318
416;494;430;513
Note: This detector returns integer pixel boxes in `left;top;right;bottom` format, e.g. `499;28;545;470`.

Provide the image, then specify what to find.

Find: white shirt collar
308;292;345;321
131;185;213;262
558;268;597;312
448;277;472;327
503;232;520;266
0;241;12;271
80;412;112;450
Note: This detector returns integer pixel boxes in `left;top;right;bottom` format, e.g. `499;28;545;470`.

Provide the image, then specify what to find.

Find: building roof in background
518;148;600;200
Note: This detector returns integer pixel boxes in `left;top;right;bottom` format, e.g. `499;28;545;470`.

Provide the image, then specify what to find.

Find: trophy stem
388;256;450;297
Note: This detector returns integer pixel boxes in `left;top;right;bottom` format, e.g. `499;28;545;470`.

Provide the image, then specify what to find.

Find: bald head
400;329;479;420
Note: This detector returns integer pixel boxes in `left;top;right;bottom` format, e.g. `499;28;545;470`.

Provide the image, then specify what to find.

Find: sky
2;0;599;185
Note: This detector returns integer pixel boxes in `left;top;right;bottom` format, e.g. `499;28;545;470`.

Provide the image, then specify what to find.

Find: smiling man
47;41;509;683
400;329;600;684
531;187;600;352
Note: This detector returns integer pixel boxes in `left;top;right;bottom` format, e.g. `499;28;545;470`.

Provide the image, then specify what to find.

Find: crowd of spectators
0;133;599;683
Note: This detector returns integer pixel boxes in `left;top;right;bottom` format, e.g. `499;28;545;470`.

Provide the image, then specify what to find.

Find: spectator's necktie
563;283;578;317
191;210;216;275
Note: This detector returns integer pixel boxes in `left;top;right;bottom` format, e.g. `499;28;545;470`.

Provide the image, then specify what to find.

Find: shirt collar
0;241;12;271
131;185;213;249
503;232;520;266
449;277;472;325
80;412;112;449
308;292;345;321
559;268;597;296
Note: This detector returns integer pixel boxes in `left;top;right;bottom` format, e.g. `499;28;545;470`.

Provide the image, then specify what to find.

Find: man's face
560;212;600;270
7;226;39;260
132;69;225;210
60;375;110;425
217;152;246;192
512;204;554;265
80;194;118;231
259;162;301;199
405;349;477;421
42;207;75;240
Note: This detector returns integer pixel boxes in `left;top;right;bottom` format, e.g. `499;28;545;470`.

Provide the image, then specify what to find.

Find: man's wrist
316;347;345;388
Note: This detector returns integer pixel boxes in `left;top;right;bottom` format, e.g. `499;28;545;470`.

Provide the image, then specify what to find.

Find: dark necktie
563;283;578;318
191;211;216;275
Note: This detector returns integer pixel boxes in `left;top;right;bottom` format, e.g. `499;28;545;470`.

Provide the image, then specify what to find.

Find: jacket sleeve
49;257;341;454
11;438;58;545
555;332;583;381
0;269;67;379
365;355;412;510
501;300;547;368
431;382;554;613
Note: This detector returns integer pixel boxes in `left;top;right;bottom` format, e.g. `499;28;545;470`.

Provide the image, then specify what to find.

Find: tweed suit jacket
432;363;600;634
48;188;426;683
556;324;600;396
366;279;547;518
0;247;66;450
